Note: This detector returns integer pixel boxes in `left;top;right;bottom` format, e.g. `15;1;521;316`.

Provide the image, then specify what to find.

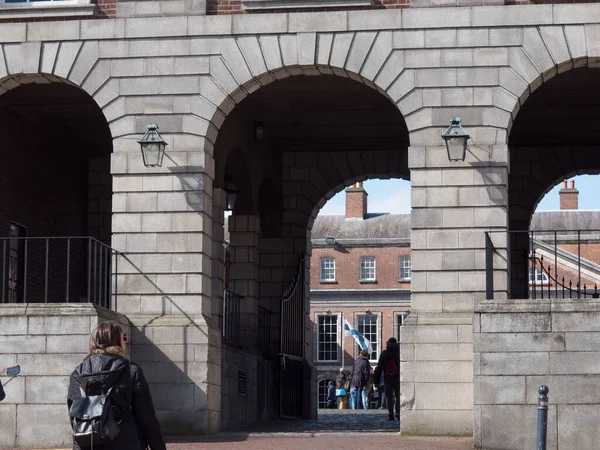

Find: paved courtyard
3;411;473;450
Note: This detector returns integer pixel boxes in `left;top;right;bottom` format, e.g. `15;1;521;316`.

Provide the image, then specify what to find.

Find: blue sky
318;175;600;216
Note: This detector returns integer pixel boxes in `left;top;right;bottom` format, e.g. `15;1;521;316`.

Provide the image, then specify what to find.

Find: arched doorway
507;67;600;299
212;72;409;429
0;75;113;305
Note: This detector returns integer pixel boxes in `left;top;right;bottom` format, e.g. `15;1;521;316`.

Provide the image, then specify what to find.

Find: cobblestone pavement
235;409;402;433
4;411;473;450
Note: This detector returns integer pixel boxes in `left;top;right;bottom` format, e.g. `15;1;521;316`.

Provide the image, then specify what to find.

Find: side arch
501;25;600;138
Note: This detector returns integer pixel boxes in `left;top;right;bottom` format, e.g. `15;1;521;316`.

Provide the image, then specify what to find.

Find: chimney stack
345;182;367;219
559;179;579;210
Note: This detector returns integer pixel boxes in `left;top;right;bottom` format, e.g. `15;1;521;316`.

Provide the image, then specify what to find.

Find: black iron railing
279;254;305;419
258;305;274;357
223;289;241;346
486;230;600;300
0;236;118;309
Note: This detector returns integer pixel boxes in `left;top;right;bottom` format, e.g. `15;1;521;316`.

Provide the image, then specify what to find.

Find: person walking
67;322;166;450
326;381;337;409
336;367;350;409
361;368;373;410
350;349;372;410
374;337;400;421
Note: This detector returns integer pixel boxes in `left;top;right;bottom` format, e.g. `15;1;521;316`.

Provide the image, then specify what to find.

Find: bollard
536;385;549;450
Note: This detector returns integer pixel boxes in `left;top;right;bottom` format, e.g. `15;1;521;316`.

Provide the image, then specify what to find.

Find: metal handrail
485;229;600;300
0;236;119;309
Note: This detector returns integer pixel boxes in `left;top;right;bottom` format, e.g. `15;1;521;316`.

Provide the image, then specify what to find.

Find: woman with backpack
67;322;166;450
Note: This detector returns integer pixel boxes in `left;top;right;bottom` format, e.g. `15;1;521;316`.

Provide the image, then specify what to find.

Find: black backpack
69;366;128;448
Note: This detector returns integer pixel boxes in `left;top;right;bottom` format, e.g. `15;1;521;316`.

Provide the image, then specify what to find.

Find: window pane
317;315;338;361
360;257;376;280
356;314;378;361
400;256;411;280
320;258;335;281
396;313;408;341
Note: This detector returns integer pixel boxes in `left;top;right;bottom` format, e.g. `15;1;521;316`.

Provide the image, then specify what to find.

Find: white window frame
1;0;86;7
529;268;550;285
316;314;339;362
320;257;336;282
399;256;411;281
359;256;376;281
395;313;409;342
355;313;378;363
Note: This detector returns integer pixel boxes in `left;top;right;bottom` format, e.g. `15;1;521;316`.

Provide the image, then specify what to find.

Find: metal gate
279;254;305;419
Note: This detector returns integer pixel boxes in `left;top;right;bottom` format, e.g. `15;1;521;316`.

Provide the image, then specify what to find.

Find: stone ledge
11;4;600;43
0;302;125;318
475;298;600;314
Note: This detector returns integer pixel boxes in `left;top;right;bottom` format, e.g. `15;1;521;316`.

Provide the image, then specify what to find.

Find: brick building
309;183;411;408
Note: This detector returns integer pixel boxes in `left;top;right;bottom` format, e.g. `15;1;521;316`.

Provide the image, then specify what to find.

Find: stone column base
400;311;473;437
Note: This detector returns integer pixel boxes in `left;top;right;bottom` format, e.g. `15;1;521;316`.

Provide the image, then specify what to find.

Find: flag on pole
343;318;373;355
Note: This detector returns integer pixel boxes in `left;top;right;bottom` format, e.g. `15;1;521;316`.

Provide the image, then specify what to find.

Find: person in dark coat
67;322;166;450
0;379;4;402
374;337;400;421
350;350;372;409
325;381;337;409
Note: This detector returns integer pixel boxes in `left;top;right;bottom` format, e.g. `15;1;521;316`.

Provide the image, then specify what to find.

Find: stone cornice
7;4;600;43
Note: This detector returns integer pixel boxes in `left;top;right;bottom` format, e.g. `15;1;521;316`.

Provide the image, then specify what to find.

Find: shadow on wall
118;252;212;436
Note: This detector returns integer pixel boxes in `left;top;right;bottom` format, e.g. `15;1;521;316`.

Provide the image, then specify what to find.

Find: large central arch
211;68;410;428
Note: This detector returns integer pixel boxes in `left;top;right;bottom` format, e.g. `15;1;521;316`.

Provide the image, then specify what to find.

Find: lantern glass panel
226;191;237;211
446;137;466;161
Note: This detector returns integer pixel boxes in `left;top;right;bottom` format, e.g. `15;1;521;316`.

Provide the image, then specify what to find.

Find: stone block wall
474;299;600;450
400;311;473;436
0;304;129;448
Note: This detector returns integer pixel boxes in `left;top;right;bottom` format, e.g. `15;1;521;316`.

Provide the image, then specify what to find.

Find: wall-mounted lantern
224;176;239;212
138;124;167;167
441;117;470;162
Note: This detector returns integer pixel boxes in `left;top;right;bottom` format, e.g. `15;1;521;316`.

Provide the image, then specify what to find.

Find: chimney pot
570;180;575;189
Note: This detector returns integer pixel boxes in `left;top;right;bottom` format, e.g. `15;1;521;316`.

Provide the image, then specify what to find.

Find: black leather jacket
67;353;166;450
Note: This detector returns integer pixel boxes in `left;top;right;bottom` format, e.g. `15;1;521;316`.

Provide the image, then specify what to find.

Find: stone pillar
402;144;509;435
228;214;260;348
111;133;219;434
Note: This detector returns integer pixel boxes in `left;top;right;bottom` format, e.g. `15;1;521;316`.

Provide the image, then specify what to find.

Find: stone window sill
0;3;95;19
243;0;372;10
359;280;377;284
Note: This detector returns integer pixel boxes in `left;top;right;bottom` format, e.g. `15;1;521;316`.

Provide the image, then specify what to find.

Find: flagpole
341;311;345;368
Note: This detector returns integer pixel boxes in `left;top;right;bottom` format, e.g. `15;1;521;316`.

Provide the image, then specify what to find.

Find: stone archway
211;70;410;429
0;73;113;304
507;66;600;298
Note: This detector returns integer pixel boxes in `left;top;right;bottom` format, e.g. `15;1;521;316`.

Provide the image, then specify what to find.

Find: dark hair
88;322;126;358
359;349;368;357
387;337;398;345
